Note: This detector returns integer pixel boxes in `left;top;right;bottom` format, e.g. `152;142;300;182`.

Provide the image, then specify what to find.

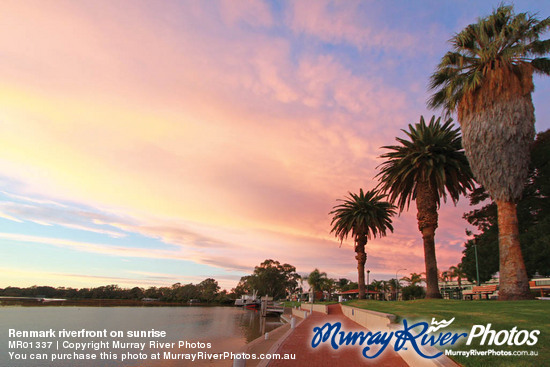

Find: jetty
259;296;284;317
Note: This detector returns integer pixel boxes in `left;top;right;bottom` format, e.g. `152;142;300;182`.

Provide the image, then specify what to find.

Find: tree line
0;278;233;304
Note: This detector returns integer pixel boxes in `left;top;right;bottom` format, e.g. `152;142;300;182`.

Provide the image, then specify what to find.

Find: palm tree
388;278;399;301
305;268;327;302
401;272;424;286
370;280;384;300
330;189;396;299
376;280;391;301
377;116;474;298
428;5;549;300
440;270;451;298
449;264;466;299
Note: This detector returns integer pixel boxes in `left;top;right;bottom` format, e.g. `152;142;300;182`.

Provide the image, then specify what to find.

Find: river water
0;306;284;366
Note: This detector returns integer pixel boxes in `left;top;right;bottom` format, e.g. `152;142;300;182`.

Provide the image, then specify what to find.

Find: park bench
472;285;498;299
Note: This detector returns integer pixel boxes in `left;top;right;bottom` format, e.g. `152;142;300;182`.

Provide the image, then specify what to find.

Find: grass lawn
345;299;548;367
281;301;302;307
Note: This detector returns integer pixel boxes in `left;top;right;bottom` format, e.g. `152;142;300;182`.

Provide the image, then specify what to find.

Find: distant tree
144;287;162;299
322;279;337;301
242;259;300;300
198;278;220;302
402;285;426;300
330;189;396;299
345;281;359;292
449;265;465;288
128;287;144;300
401;272;423;286
231;276;252;298
305;269;328;302
337;278;350;291
387;278;399;300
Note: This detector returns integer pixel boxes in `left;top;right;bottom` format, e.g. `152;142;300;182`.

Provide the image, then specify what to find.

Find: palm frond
531;57;550;75
329;188;396;245
428;5;549;114
376;116;474;212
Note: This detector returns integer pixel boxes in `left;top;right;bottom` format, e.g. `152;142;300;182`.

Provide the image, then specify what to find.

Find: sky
1;0;549;291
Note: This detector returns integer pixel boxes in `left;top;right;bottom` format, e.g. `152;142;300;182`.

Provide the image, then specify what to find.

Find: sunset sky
1;1;549;291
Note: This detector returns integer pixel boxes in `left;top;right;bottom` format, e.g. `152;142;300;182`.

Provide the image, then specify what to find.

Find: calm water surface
0;306;283;366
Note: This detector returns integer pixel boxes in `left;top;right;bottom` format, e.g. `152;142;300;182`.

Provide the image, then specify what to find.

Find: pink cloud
287;0;417;51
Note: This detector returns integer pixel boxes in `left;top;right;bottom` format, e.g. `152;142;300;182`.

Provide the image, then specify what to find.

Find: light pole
366;270;370;300
395;268;407;301
473;240;480;286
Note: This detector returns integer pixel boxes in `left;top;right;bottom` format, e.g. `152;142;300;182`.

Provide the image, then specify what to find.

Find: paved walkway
268;304;408;367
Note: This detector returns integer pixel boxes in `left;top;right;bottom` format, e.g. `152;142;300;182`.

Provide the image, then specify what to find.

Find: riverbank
0;298;226;307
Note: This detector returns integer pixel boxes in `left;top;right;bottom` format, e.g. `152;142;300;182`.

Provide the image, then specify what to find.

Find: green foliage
198;278;220;302
377;115;474;212
237;259;300;300
401;272;424;286
340;281;358;292
401;285;426;300
461;130;550;279
305;268;327;292
0;280;225;303
305;269;328;301
337;278;350;290
330;188;395;243
231;276;251;298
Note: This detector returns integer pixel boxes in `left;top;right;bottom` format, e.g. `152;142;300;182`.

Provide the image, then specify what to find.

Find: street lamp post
395;268;407;301
366;270;370;300
473;240;480;286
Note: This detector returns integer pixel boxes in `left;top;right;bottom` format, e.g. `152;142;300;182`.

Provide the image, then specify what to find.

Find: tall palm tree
330;189;396;299
428;5;549;300
377;116;474;298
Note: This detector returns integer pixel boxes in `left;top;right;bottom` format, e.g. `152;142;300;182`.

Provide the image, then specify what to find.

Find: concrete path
268;304;409;366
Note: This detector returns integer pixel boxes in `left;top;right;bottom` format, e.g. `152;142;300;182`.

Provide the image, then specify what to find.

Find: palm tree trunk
416;181;443;299
421;226;442;298
496;200;532;300
356;238;367;299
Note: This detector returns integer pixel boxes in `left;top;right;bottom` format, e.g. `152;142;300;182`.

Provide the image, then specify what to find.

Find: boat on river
234;290;260;308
